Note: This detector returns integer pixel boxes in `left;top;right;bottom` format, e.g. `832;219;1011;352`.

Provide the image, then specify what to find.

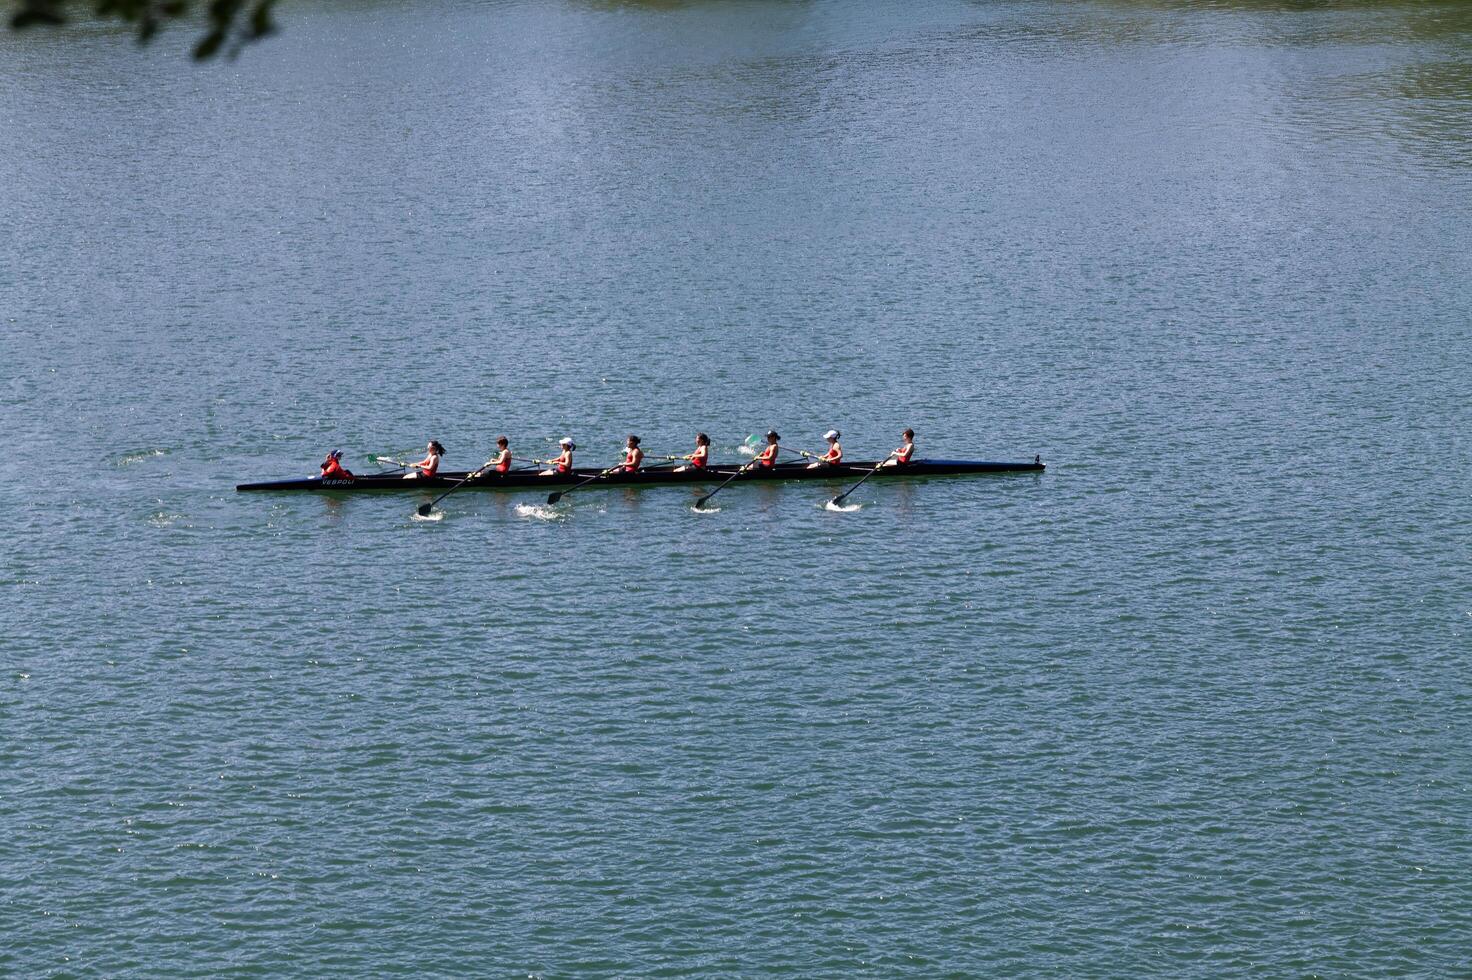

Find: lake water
3;0;1471;974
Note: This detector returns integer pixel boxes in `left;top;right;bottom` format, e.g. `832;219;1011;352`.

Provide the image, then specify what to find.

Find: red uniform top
689;446;708;468
896;442;914;464
756;444;778;467
552;450;572;474
320;458;353;479
493;449;512;473
624;447;644;472
820;445;842;465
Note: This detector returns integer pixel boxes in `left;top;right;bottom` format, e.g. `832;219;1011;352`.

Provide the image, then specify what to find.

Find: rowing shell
236;458;1044;493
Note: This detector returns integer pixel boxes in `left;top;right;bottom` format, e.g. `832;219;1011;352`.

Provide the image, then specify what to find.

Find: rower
675;432;710;472
621;434;644;473
405;440;444;479
808;429;842;469
319;450;353;480
754;430;780;468
538;437;575;477
488;436;512;474
880;428;915;468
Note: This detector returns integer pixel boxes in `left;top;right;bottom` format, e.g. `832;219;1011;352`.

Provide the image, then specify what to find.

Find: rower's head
695;432;710;446
627;434;641;448
824;429;840;444
902;428;914;441
559;437;575;451
496;436;508;448
766;429;780;444
428;440;445;456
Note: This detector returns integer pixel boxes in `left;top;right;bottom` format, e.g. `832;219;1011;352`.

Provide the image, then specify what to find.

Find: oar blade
416;502;434;517
546;491;563;505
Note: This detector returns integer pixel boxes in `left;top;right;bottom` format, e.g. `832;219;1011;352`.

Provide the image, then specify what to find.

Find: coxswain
880;428;915;468
319;450;353;480
809;429;842;468
621;434;644;473
406;440;444;479
754;430;780;468
488;436;513;474
675;432;711;472
539;437;575;477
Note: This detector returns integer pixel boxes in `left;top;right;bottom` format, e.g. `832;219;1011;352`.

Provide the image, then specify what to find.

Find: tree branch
9;0;277;59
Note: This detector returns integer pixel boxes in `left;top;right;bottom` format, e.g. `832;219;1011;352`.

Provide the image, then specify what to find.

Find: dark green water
4;0;1471;975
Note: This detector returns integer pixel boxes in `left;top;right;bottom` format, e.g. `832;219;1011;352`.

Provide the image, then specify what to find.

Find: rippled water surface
3;0;1471;975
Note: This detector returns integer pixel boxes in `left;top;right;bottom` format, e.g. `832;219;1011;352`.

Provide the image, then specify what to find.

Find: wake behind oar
829;451;897;508
695;461;755;509
415;461;493;518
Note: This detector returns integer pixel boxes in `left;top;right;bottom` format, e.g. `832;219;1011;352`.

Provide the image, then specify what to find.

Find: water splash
824;500;862;513
118;449;168;466
691;504;721;514
411;511;445;523
515;503;562;521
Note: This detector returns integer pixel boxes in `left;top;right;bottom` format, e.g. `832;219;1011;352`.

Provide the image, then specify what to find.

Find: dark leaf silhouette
7;0;277;58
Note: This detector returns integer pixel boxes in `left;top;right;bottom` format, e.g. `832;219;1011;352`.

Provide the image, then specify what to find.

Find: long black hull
236;458;1043;493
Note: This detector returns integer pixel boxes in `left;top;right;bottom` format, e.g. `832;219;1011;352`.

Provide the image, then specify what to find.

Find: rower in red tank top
539;438;575;477
808;429;842;468
489;436;512;473
674;432;711;472
622;434;644;473
883;428;915;468
755;430;780;468
405;441;444;479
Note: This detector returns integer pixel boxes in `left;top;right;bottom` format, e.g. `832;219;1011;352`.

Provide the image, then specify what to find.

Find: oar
694;460;757;509
415;460;495;517
642;456;687;471
547;464;620;505
829;452;898;507
511;457;550;469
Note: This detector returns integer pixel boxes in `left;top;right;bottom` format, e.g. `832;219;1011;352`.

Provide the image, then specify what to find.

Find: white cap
559;437;574;447
824;429;840;441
